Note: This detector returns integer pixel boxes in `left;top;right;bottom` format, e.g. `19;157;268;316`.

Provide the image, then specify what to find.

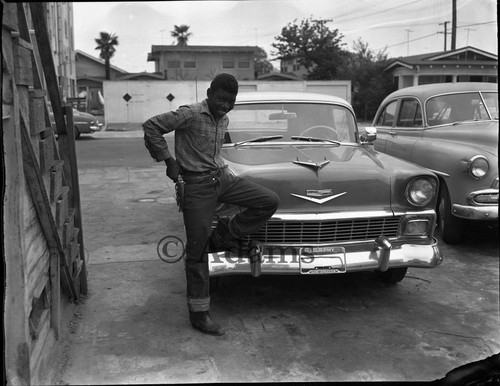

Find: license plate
300;246;346;274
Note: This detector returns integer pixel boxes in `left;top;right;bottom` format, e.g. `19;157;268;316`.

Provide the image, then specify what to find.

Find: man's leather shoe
189;311;225;336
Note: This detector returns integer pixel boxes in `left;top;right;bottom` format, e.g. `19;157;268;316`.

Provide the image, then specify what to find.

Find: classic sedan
369;82;498;244
50;108;103;139
208;92;442;284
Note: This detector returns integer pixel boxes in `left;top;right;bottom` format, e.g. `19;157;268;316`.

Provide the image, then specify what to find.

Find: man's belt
175;166;228;212
182;165;228;178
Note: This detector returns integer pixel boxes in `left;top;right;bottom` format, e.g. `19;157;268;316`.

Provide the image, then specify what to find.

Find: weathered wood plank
29;88;46;135
58;106;88;295
28;2;66;135
2;27;32;386
49;249;60;339
2;3;18;31
12;36;33;86
62;209;75;248
20;111;77;301
64;238;78;269
39;136;54;174
29;307;50;359
50;160;63;203
55;186;69;229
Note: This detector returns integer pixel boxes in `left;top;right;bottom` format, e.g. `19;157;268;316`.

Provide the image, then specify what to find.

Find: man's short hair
210;73;238;94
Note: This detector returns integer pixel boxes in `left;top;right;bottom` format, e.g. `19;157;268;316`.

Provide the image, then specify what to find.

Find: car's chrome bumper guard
452;203;498;220
208;237;442;277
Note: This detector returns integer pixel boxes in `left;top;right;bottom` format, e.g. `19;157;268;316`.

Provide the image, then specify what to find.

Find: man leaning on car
143;73;279;336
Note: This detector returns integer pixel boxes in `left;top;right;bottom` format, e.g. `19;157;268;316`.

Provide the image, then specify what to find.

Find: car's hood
424;120;498;157
49;110;98;121
222;144;402;213
73;111;97;120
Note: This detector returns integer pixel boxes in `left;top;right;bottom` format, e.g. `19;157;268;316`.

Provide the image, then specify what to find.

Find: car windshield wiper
291;136;340;145
234;135;283;147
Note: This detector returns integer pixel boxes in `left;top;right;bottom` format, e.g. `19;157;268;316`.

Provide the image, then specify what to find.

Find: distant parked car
206;91;442;286
50;108;103;139
369;82;498;244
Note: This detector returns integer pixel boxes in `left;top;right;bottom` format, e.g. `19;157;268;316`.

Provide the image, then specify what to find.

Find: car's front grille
248;217;401;244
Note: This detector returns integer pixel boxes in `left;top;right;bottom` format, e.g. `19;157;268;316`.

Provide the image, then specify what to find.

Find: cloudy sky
73;0;497;73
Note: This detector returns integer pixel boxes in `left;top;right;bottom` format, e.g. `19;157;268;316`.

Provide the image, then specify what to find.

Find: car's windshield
225;102;357;144
425;91;499;125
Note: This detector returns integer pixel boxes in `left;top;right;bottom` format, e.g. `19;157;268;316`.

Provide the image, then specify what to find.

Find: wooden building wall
3;3;87;385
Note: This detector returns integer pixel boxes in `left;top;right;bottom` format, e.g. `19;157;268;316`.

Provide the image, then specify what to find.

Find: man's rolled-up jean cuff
188;297;210;312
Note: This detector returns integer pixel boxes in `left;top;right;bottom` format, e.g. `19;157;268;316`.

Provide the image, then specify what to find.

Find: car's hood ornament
291;189;347;204
293;156;330;171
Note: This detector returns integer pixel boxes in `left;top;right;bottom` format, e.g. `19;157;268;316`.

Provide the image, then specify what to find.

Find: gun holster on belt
175;175;185;212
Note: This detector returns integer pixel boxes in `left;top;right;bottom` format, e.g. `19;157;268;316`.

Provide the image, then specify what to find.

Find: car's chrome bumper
208;237;442;277
452;204;498;220
453;185;499;220
89;123;103;132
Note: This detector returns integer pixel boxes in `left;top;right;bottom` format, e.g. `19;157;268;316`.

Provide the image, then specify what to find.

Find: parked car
50;108;103;139
369;82;498;244
207;92;442;286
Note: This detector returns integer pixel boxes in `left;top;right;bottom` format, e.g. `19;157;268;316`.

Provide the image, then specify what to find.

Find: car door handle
388;131;397;136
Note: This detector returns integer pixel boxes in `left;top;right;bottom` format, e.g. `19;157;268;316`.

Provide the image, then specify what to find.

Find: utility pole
439;21;450;51
451;0;457;50
465;28;476;45
405;29;412;56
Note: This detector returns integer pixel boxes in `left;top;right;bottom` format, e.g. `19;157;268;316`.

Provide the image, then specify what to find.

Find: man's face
207;88;237;119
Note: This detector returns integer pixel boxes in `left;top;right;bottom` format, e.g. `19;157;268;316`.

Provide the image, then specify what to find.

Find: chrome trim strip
426;168;450;178
272;210;435;221
290;192;346;204
271;211;391;221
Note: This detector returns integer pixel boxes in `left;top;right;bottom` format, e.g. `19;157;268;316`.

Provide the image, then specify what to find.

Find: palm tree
95;32;119;80
170;25;192;46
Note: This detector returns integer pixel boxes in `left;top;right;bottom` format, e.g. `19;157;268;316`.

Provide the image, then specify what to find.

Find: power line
329;0;424;25
374;31;439;51
371;20;496;53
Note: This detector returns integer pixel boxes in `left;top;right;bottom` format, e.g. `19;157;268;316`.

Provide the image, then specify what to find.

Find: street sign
123;93;132;102
166;93;175;102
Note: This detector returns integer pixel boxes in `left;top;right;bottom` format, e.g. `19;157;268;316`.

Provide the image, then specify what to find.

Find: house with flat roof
147;45;259;81
385;46;497;89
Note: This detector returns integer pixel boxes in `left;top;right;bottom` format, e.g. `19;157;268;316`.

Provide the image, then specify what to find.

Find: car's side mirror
360;126;377;144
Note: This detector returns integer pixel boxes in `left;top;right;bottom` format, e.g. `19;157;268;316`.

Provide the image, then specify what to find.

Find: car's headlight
468;155;489;179
405;177;437;207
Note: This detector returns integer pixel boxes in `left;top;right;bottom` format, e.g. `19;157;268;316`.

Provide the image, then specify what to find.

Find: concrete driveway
46;130;499;384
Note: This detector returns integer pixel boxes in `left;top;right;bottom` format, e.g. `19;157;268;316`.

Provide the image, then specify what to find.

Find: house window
238;61;250;69
184;61;196;68
167;61;180;68
223;58;234;68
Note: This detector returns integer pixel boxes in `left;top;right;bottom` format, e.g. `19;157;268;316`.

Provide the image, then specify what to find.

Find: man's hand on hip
165;157;181;182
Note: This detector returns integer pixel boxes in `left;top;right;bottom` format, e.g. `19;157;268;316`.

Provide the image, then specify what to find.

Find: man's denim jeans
182;168;279;312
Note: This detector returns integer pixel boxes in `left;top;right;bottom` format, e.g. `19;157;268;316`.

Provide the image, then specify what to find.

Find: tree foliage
271;17;346;80
254;47;274;77
344;38;396;121
171;24;192;46
94;32;119;80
